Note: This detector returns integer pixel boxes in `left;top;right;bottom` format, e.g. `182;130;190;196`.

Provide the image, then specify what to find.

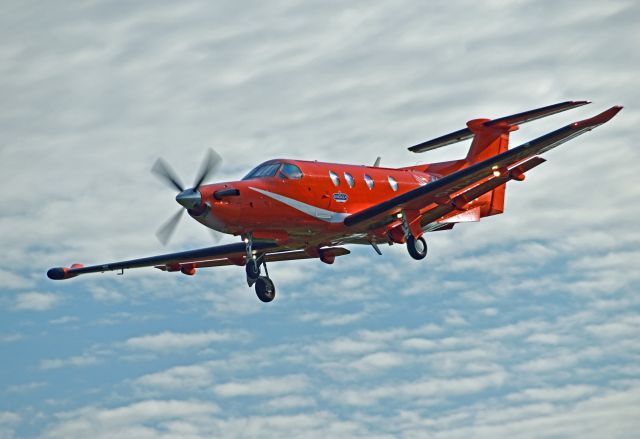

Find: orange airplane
47;102;622;302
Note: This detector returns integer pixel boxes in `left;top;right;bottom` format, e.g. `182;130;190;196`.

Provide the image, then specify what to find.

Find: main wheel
255;276;276;302
407;235;427;260
246;259;261;284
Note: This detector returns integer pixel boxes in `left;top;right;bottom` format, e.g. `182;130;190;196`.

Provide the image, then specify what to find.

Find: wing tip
575;105;623;127
47;267;69;280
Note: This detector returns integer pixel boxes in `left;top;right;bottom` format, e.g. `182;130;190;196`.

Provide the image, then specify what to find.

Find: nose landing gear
244;233;276;302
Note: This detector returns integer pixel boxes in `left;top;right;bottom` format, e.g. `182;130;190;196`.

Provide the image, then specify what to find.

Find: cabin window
364;174;374;190
279;163;303;180
329;171;340;186
388;176;398;191
344;172;354;188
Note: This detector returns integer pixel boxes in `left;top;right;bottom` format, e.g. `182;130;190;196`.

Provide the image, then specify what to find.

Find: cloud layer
1;0;639;438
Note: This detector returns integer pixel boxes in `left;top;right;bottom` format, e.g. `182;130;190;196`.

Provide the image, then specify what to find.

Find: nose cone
176;189;202;209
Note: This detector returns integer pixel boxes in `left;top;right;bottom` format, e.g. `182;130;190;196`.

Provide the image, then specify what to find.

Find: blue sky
1;0;639;437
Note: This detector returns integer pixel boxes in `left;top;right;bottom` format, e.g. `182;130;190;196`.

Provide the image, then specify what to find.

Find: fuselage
192;159;439;247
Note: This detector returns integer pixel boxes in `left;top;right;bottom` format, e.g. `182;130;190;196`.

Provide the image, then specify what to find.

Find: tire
255;276;276;303
407;235;427;260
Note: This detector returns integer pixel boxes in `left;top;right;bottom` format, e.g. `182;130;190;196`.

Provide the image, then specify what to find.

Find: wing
47;241;278;280
159;247;351;270
346;105;622;229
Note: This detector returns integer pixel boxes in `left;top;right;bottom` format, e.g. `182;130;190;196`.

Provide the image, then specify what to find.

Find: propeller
151;148;223;245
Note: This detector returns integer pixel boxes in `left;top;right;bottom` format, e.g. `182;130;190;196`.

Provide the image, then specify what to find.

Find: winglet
573;105;623;128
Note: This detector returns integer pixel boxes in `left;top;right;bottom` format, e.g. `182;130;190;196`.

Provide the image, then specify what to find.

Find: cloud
6;381;47;394
213;375;309;398
507;384;598;402
135;364;214;391
42;400;219;439
263;395;317;411
1;1;639;438
12;292;61;311
123;330;247;352
0;411;20;439
40;354;99;370
0;333;23;343
0;269;35;289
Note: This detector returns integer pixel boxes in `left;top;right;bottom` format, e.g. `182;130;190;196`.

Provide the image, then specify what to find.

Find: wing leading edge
345;105;622;228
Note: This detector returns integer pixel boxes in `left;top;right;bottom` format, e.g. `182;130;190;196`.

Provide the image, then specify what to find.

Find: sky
1;0;639;437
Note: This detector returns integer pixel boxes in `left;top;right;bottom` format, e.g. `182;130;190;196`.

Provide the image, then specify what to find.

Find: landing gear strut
244;233;276;302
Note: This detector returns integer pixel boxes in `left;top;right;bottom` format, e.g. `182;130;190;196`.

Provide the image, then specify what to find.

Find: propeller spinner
151;148;222;245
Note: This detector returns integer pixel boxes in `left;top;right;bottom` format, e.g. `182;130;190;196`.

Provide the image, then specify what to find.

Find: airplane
47;101;622;302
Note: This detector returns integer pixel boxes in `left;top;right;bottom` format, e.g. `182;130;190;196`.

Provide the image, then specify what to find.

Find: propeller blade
152;158;185;192
155;208;185;246
193;148;222;190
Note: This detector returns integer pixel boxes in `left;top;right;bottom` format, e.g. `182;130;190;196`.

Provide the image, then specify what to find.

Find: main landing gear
244;233;276;302
406;235;428;260
398;211;428;261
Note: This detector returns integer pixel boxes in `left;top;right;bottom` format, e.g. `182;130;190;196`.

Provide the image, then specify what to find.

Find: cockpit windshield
242;161;304;181
242;162;282;180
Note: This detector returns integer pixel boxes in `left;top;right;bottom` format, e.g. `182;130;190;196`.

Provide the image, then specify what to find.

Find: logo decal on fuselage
332;192;348;203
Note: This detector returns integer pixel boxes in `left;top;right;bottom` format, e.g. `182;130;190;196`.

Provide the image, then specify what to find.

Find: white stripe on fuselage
249;187;348;223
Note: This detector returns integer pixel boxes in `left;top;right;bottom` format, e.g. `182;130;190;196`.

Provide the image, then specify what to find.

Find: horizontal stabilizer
408;101;590;153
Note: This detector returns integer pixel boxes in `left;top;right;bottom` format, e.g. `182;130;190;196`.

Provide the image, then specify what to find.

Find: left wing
345;105;622;229
47;241;278;280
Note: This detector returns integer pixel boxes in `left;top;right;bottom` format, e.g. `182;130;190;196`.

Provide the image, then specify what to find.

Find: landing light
493;170;501;177
396;213;403;219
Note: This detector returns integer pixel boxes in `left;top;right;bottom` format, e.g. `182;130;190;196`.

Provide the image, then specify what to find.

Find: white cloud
40;354;99;370
0;411;20;439
13;292;61;311
135;364;214;390
0;269;35;289
49;315;79;325
13;292;62;311
213;375;309;398
0;333;23;343
6;381;47;393
298;310;367;326
263;395;317;412
507;385;598;402
1;1;639;438
123;330;246;352
43;400;219;439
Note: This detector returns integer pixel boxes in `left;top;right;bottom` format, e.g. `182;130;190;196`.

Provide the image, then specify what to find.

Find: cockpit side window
279;163;303;180
242;162;282;180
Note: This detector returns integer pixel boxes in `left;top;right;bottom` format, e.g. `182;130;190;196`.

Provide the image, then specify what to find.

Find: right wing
345;105;622;230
